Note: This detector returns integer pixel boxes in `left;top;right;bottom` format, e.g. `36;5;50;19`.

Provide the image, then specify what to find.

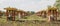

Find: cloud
0;0;56;12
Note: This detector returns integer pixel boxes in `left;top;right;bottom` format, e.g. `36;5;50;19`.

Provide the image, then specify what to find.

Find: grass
0;15;60;26
0;16;7;23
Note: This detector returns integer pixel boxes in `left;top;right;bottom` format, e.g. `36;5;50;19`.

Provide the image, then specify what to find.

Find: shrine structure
4;7;29;21
4;7;17;21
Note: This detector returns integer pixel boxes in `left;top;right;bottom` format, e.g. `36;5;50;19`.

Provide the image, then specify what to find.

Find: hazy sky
0;0;56;12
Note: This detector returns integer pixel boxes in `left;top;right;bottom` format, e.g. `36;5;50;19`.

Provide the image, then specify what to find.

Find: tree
30;11;35;15
54;0;60;12
27;11;35;15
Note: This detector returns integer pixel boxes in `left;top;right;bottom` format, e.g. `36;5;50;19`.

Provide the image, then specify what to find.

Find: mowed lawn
0;15;60;26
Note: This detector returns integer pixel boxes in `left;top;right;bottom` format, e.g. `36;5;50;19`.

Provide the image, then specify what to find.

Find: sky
0;0;56;12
